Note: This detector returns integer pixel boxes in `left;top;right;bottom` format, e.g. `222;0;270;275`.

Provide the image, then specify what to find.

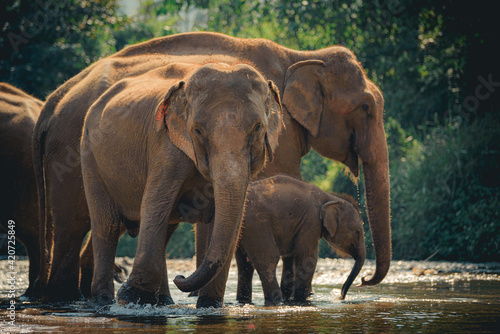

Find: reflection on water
1;258;499;333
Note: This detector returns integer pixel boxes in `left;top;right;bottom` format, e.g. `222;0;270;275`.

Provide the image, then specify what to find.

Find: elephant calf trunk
340;256;365;300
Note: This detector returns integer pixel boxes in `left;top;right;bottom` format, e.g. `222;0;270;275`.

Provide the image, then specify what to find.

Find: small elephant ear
320;200;342;238
265;80;284;162
155;81;197;164
283;60;326;138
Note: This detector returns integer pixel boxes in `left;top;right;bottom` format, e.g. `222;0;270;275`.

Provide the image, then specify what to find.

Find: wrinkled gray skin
0;83;42;298
80;62;283;305
236;175;366;305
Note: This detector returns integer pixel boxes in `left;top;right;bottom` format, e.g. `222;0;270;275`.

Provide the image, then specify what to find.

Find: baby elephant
236;175;366;305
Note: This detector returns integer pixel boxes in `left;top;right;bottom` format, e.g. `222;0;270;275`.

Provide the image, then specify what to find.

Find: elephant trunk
340;240;366;300
358;155;391;286
174;160;248;292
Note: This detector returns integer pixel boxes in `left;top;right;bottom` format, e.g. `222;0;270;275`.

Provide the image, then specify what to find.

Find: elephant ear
265;80;284;162
155;81;197;163
320;200;342;239
283;60;326;138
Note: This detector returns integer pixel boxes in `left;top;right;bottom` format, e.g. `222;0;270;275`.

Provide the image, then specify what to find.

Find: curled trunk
174;165;248;292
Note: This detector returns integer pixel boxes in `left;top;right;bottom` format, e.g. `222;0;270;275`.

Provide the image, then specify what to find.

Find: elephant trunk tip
173;275;190;292
173;260;221;293
357;276;369;287
358;274;383;287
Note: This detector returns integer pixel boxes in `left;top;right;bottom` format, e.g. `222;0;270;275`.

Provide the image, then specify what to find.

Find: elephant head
283;48;390;286
156;63;283;292
320;199;366;299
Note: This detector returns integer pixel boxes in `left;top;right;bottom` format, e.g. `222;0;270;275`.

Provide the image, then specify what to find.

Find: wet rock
412;268;438;276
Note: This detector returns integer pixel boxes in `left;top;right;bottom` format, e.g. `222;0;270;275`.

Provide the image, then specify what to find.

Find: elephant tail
32;125;50;292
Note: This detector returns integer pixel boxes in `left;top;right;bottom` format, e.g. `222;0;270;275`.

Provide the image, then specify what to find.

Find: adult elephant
0;83;118;299
34;32;390;307
0;83;43;297
81;62;282;305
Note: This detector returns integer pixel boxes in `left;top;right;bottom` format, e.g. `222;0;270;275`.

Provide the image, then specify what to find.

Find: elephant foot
92;293;115;307
117;282;174;306
264;298;282;306
264;288;283;306
236;287;252;304
28;278;46;300
44;282;84;302
264;291;283;306
80;270;93;299
196;296;224;308
287;299;314;307
21;285;36;299
237;297;252;305
293;291;312;304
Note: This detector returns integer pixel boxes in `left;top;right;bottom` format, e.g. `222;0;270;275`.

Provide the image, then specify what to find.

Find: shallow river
1;258;499;333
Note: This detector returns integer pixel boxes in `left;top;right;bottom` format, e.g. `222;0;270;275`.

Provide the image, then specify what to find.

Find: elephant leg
80;233;94;298
280;255;295;302
80;152;125;304
45;175;90;301
293;251;318;302
20;234;40;298
235;246;254;304
117;219;173;305
196;250;233;308
252;253;281;306
91;227;121;305
155;223;179;305
189;222;211;297
85;188;121;305
195;221;235;309
117;172;184;306
80;227;129;298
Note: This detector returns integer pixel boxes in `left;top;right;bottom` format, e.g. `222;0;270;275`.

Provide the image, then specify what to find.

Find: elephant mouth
342;134;359;178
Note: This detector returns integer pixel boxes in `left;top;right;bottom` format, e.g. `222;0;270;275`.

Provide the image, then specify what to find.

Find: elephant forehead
189;76;267;98
191;89;267;123
208;107;261;133
189;65;267;93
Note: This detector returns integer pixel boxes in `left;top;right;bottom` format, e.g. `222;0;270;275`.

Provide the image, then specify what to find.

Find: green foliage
2;0;496;262
0;0;127;99
115;234;137;258
391;113;500;261
117;222;195;258
193;0;471;129
300;149;331;186
166;223;195;258
112;1;181;51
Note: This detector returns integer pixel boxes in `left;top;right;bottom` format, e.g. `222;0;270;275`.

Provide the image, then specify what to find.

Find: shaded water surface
1;258;499;333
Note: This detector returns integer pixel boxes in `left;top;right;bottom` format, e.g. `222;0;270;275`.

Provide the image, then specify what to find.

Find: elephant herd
0;32;391;308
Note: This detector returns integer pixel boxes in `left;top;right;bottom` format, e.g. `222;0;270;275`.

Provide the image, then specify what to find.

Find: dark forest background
1;0;498;262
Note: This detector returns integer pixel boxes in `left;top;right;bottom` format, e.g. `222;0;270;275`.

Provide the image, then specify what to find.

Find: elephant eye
194;128;203;136
361;104;370;112
253;123;262;133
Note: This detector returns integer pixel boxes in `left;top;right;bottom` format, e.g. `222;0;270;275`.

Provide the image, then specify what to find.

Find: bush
391;113;500;261
116;222;195;258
